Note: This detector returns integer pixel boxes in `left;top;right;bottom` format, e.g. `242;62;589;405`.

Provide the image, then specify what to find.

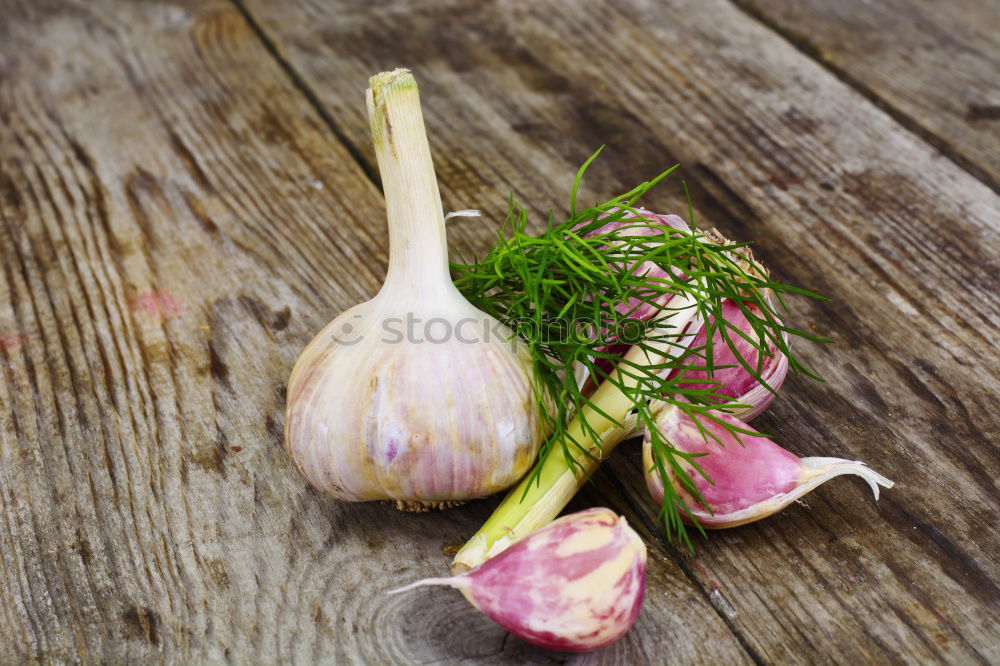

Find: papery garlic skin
643;406;893;528
394;507;646;652
285;69;544;503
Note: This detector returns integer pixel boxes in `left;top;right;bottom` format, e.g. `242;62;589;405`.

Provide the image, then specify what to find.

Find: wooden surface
736;0;1000;189
1;0;997;663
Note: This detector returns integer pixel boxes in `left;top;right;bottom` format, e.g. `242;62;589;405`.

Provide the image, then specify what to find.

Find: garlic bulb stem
366;69;451;296
452;293;700;573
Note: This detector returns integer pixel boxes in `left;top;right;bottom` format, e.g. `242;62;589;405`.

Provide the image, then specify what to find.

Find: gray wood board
1;0;998;662
736;0;1000;190
241;0;1000;662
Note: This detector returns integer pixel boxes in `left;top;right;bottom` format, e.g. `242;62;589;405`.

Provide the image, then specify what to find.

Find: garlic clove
594;208;688;322
669;300;789;421
392;507;647;652
643;406;893;528
584;208;689;380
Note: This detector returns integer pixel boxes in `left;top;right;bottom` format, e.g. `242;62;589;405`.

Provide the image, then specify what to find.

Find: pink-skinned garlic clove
643;406;893;528
669;300;789;421
391;507;647;652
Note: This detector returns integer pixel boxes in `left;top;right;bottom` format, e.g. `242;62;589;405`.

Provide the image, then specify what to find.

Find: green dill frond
450;148;827;544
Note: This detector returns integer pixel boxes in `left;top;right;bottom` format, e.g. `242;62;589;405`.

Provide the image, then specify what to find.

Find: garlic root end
392;499;468;513
388;575;468;595
800;457;895;501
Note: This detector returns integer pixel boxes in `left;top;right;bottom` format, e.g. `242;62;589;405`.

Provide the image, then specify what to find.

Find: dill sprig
451;148;829;547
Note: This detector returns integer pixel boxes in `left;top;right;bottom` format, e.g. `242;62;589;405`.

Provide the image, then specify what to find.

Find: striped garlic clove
392;507;647;652
643;406;893;528
668;299;789;421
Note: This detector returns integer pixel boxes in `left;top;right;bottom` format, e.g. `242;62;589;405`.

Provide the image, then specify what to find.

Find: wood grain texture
238;0;1000;662
0;0;747;662
735;0;1000;190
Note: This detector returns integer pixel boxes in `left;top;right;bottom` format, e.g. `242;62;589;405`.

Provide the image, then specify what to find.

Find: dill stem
451;293;700;573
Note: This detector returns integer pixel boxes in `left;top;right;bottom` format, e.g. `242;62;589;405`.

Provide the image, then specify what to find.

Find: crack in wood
727;0;1000;196
228;0;384;191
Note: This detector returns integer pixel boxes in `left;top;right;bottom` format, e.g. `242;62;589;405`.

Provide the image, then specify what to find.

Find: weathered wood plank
735;0;1000;190
241;0;1000;662
0;0;747;662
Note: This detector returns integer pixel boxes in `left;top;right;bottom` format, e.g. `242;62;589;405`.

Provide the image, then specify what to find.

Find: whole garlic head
284;69;544;505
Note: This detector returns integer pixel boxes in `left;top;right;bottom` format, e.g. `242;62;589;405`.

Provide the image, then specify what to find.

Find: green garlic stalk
452;294;699;572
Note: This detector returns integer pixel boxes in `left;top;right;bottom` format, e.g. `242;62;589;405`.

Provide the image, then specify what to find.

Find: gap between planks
228;0;383;190
728;0;1000;196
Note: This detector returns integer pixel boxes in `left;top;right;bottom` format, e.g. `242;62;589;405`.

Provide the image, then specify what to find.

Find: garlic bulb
393;507;646;652
582;208;788;421
585;208;689;380
643;405;893;527
285;69;544;505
